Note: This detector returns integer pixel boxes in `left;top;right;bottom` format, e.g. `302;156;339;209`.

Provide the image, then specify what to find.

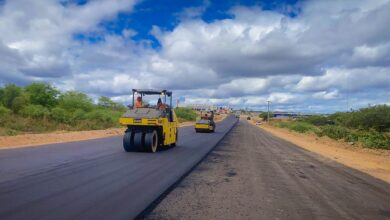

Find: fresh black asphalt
0;115;238;220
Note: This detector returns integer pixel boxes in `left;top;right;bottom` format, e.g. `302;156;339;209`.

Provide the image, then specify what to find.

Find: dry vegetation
261;105;390;150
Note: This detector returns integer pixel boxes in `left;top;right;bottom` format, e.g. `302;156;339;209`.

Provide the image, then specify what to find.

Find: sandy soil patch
249;119;390;184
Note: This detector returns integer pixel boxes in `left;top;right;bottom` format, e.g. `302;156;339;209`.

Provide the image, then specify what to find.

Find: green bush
25;83;59;107
175;107;197;122
50;107;70;123
259;112;273;121
58;91;94;112
288;122;316;133
0;83;129;135
320;125;351;140
275;122;289;128
11;95;29;113
0;105;11;116
303;115;334;126
358;131;390;149
86;110;112;123
276;121;317;133
331;105;390;132
0;106;11;126
21;105;49;119
2;84;22;108
71;109;87;123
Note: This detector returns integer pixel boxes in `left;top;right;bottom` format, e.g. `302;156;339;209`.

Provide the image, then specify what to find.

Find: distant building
272;112;320;118
179;103;217;111
273;112;299;118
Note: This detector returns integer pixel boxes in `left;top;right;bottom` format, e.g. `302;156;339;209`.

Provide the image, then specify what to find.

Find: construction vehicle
195;111;216;133
119;89;178;153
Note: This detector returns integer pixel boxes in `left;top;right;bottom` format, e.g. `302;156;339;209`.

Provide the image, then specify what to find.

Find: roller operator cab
195;111;216;133
119;89;178;153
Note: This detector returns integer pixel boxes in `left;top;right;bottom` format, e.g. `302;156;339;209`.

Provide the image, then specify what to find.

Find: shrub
259;112;273;121
50;107;70;123
21;105;49;119
276;121;316;133
320;125;351;140
11;95;30;113
0;105;11;116
288;122;316;133
175;107;197;122
25;83;59;107
0;106;11;126
6;129;18;136
86;110;113;125
358;131;390;149
275;122;289;128
58;91;94;112
70;109;87;122
87;109;111;123
331;105;390;132
303;115;334;126
2;84;22;108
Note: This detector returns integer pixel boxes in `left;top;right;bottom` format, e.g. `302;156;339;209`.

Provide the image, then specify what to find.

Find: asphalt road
0;115;238;220
148;120;390;219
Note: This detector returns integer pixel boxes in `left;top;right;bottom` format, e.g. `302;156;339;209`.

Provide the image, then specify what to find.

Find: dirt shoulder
249;118;390;184
0;123;188;150
0;114;227;150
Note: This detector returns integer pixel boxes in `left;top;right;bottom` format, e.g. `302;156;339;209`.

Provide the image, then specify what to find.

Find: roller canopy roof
132;89;172;96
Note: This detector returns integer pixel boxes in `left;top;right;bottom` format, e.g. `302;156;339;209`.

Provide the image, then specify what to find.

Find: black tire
133;132;145;152
123;131;133;152
144;130;158;153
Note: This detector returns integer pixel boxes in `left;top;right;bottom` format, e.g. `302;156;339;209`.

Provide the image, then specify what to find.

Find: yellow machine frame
195;111;216;133
195;123;213;130
119;112;178;146
119;89;179;152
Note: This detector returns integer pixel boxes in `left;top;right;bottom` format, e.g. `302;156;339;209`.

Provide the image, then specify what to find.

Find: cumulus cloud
0;0;136;82
295;67;390;92
313;90;339;100
0;0;390;113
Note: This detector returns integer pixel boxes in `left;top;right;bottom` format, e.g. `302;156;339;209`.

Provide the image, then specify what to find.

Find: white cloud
295;67;390;92
0;0;136;79
0;0;390;113
313;90;339;100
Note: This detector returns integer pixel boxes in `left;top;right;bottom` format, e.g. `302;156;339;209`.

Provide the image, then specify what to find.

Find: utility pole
267;101;271;123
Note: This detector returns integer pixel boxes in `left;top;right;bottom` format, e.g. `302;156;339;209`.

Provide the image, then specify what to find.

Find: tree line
0;83;127;135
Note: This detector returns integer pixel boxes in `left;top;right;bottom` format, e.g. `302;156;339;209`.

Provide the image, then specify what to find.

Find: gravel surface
147;120;390;220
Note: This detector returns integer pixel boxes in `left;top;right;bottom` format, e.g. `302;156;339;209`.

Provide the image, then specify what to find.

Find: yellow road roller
195;111;216;133
119;89;178;153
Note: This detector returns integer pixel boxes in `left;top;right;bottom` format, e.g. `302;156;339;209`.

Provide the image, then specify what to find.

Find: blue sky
0;0;389;113
77;0;300;47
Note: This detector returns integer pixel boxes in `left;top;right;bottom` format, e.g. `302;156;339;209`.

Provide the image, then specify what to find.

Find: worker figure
157;98;162;108
135;96;142;108
157;98;167;111
209;111;214;120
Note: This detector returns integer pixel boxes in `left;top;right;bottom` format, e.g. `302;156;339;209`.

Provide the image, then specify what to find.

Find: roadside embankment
0;114;227;149
250;119;390;184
